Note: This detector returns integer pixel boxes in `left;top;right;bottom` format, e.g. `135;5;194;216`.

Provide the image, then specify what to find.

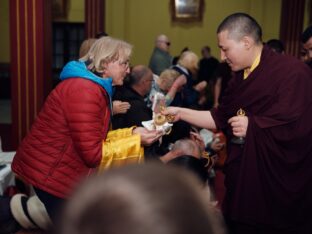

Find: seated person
113;65;153;129
147;69;186;108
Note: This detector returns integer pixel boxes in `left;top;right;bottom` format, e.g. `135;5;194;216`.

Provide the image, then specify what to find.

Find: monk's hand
161;106;180;123
228;116;248;137
133;127;163;146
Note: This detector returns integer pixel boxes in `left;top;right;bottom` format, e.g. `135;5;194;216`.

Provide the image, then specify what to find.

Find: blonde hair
80;36;133;74
178;51;199;74
79;38;97;58
158;69;180;91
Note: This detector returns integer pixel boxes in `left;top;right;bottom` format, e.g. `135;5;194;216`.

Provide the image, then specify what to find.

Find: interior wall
66;0;84;22
304;0;312;29
0;0;10;62
105;0;282;66
0;0;282;65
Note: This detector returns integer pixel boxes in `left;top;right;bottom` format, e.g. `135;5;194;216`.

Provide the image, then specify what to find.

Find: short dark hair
202;46;211;53
266;39;285;54
217;12;262;43
301;25;312;43
95;31;109;39
168;155;208;184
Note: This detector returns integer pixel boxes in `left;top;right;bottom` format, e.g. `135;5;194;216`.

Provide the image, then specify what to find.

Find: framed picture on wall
171;0;204;22
52;0;69;20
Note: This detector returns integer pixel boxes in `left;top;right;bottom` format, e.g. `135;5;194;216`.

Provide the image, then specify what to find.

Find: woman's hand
113;100;130;115
133;127;163;146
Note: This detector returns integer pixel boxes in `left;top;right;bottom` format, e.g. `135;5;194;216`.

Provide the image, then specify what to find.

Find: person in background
163;13;312;234
147;68;186;108
112;65;153;129
95;31;108;39
266;39;285;54
301;25;312;68
148;34;173;75
172;46;189;65
213;62;232;108
58;164;226;234
159;138;202;163
79;38;97;58
197;46;220;109
172;51;207;108
198;46;220;84
11;37;162;225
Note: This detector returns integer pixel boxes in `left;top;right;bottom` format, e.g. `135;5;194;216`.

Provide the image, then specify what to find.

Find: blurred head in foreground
58;163;226;234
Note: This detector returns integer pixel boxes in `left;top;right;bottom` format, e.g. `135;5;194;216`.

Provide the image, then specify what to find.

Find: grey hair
217;12;262;43
80;36;132;74
171;139;201;157
129;65;151;86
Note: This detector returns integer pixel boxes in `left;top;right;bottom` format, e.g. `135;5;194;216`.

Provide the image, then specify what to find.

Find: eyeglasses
159;40;171;46
119;60;130;68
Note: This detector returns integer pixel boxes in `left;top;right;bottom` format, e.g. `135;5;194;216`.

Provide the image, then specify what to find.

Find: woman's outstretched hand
133;127;163;146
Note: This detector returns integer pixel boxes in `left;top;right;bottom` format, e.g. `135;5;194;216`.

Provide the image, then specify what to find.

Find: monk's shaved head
217;12;262;44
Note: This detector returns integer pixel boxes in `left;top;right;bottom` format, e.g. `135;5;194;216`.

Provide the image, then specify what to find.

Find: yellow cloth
99;127;144;172
243;53;261;79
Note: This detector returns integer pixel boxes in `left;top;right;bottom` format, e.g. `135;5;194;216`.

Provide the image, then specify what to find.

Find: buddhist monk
163;12;312;234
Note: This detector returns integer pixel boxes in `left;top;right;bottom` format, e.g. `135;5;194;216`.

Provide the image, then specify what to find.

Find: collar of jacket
59;60;114;98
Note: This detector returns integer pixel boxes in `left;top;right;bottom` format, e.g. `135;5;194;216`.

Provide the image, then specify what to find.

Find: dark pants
33;187;64;224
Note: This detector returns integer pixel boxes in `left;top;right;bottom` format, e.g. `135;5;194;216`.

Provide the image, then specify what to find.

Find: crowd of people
0;12;312;234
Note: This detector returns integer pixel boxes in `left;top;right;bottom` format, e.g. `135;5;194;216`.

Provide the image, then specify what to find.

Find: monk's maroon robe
211;46;312;229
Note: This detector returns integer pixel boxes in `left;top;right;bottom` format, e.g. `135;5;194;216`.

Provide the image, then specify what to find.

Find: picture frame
52;0;69;20
171;0;204;22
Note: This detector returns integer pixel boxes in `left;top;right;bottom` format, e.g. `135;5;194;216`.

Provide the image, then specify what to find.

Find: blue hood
60;61;114;98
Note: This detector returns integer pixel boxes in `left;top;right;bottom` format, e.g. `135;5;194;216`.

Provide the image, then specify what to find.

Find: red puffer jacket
12;78;111;198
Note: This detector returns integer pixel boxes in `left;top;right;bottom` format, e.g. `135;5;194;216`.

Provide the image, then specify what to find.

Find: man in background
148;34;173;75
266;39;285;54
112;65;153;129
198;46;219;84
301;25;312;68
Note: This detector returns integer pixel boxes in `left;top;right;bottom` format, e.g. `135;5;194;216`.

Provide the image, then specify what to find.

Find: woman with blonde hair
172;51;207;108
178;51;199;75
11;37;162;225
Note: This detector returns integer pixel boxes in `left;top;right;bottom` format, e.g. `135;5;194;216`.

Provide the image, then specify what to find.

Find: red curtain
279;0;305;58
85;0;105;38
